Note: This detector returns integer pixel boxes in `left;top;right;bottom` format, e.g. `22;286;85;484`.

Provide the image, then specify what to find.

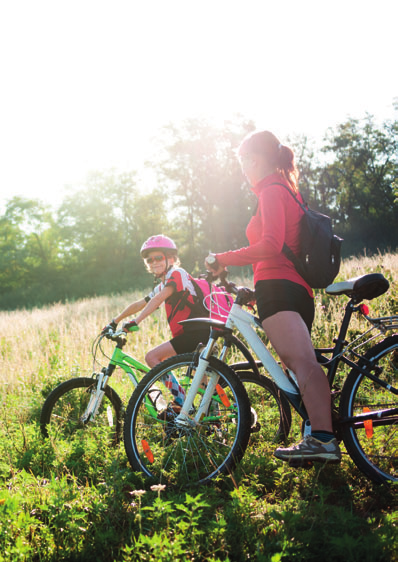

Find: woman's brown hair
238;130;299;193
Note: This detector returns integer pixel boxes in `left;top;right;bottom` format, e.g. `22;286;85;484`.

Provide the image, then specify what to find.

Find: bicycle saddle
326;273;389;302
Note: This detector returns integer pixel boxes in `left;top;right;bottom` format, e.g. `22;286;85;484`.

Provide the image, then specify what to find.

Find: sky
0;0;397;209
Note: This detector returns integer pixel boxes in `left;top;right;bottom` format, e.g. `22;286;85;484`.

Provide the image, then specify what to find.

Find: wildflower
150;484;166;493
130;489;146;497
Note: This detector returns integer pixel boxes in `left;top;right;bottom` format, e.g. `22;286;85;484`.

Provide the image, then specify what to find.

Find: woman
205;130;341;465
103;235;209;370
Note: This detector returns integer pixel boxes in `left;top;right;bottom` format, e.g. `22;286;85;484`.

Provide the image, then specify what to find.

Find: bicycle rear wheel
340;334;398;484
40;377;123;443
123;354;251;486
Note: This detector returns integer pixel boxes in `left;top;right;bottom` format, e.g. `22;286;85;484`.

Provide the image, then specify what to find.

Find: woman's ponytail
278;144;298;192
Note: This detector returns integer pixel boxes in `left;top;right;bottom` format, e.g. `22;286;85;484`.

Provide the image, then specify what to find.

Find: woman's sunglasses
145;255;166;264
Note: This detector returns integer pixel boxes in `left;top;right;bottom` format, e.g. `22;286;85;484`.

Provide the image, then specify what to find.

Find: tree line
1;113;397;310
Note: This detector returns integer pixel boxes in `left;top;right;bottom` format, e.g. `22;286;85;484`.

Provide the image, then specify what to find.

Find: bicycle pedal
288;458;314;469
250;422;261;433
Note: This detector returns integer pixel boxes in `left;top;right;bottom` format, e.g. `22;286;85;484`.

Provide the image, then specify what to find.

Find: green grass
0;253;397;561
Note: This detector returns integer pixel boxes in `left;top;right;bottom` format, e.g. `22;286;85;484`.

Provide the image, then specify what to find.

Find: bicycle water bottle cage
325;273;389;303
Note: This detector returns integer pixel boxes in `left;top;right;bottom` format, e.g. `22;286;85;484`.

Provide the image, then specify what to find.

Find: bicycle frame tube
227;304;300;399
109;347;149;387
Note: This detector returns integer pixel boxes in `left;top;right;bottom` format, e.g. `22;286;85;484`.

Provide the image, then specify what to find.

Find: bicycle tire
234;370;292;443
123;353;252;486
339;334;398;484
40;377;123;444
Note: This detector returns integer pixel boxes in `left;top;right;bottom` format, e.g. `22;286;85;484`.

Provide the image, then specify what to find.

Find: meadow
0;253;397;561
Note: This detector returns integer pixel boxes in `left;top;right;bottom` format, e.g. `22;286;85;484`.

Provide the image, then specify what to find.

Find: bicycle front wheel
123;354;252;486
340;334;398;484
40;377;123;443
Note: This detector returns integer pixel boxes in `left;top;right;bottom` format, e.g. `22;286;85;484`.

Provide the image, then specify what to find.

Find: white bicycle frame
175;302;302;428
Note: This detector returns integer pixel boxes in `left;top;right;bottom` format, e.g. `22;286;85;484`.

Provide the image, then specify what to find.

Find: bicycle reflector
363;407;374;439
216;384;231;408
360;304;370;315
141;440;154;463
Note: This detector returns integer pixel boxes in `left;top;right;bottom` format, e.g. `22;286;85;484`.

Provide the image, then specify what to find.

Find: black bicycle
123;271;398;486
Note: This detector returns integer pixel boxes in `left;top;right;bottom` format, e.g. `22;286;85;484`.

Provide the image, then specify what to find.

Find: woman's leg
262;310;333;432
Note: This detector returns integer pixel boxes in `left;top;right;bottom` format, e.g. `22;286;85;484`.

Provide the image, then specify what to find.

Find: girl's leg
146;341;185;406
145;341;176;368
262;310;333;432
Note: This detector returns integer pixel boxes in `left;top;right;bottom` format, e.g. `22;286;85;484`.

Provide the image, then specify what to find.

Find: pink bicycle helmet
140;235;178;258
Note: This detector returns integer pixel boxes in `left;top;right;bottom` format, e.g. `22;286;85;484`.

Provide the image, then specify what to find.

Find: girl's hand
102;319;117;334
122;319;139;332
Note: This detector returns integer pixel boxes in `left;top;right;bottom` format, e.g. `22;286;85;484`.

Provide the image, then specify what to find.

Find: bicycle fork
175;337;221;427
81;370;110;423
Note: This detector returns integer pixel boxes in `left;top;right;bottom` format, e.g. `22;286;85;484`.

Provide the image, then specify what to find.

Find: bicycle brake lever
112;329;127;339
102;328;126;341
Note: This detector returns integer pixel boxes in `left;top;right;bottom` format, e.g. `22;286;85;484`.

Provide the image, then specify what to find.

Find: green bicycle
40;308;289;446
40;329;149;443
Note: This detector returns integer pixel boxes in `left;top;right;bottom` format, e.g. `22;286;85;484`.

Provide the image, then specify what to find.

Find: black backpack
272;183;343;289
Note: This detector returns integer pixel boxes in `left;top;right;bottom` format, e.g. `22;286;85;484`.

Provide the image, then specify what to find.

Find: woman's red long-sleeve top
216;173;313;298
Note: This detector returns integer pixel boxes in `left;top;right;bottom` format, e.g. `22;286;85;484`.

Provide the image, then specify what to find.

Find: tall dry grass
0;253;396;391
0;290;169;389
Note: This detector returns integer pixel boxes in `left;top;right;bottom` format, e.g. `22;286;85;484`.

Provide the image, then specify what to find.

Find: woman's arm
216;186;286;267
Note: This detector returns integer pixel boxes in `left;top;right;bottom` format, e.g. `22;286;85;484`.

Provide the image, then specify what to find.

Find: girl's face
144;251;172;276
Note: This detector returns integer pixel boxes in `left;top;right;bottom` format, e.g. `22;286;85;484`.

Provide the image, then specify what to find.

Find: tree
151;116;257;270
56;170;170;295
319;115;398;253
0;197;64;307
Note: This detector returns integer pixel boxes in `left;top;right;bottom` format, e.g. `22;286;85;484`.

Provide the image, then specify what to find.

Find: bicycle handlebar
201;267;256;307
102;328;128;343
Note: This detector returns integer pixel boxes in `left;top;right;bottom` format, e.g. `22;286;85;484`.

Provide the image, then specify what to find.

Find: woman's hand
205;253;226;276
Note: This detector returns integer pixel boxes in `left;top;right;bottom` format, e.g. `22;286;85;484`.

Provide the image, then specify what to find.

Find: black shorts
255;279;314;333
170;328;211;355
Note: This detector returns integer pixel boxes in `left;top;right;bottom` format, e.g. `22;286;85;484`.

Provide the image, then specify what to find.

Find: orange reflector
363;407;374;439
216;384;231;407
141;439;154;463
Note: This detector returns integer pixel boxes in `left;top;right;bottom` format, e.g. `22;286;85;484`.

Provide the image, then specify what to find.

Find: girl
104;234;210;368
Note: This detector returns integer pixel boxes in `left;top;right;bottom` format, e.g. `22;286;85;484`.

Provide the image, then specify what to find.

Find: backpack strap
167;276;209;324
269;182;308;212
